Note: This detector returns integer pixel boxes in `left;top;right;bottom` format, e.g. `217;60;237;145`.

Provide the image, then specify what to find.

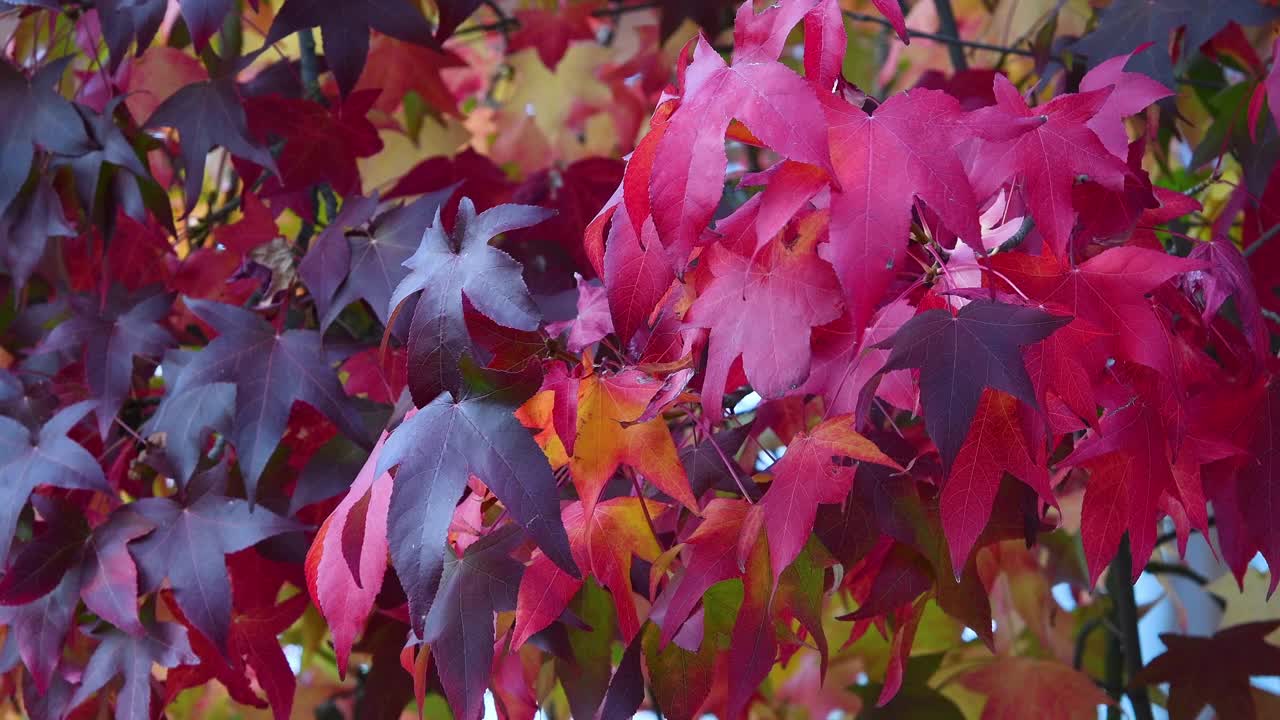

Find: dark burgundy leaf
1071;0;1277;87
0;504;87;606
874;300;1070;472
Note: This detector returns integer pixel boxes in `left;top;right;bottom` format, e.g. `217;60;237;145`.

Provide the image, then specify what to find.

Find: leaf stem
695;409;756;503
628;469;662;545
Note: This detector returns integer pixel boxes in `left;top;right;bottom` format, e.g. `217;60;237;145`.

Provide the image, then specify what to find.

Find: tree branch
450;0;1045;63
842;11;1040;59
298;28;322;102
932;0;968;71
1106;535;1155;720
1245;221;1280;258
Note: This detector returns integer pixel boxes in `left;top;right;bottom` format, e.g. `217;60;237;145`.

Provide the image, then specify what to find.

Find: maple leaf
1070;0;1277;88
67;620;197;720
942;390;1054;577
140;368;234;486
146;76;277;209
36;288;173;437
1188;236;1270;362
420;525;526;720
726;529;776;719
244;90;383;195
969;74;1129;257
650;498;756;646
687;208;842;414
0;57;89;215
59;98;156;222
821;88;983;331
176;0;238;50
302;188;454;330
647;36;833;253
959;656;1113;720
510;157;625;278
645;575;741;720
513;497;667;648
79;507;155;635
0;401;107;563
374;375;577;638
1233;380;1280;592
546;276;614;352
264;0;439;96
389;198;553;405
510;3;597;70
988;246;1208;379
163;299;369;498
434;0;484;41
95;0;236;60
306;428;394;674
760;415;900;582
214;192;278;254
873;299;1069;472
131;468;303;652
97;0;168;70
0;501;88;606
386;148;515;210
1077;46;1174;160
165;588;310;720
1132;621;1280;720
0;570;78;694
0;178;76;291
567;366;697;520
355;35;466;117
603;209;676;345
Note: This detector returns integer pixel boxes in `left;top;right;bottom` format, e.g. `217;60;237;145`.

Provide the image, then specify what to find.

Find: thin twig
1144;562;1228;610
448;0;1047;63
695;409;756;503
1245;221;1280;258
456;1;659;38
1154;517;1214;548
843;11;1041;59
